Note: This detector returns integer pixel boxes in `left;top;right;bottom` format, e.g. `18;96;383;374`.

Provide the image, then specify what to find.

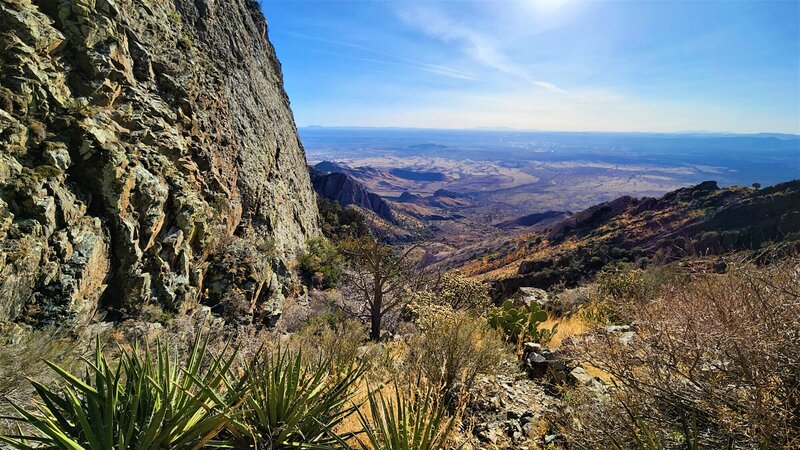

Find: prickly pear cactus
488;300;557;345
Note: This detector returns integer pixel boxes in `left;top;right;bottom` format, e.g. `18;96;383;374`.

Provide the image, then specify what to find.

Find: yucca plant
226;348;365;449
356;382;460;450
0;334;238;449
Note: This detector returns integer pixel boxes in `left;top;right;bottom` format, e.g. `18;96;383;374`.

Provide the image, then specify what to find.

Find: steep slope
312;160;416;197
0;0;319;325
494;210;570;231
443;181;800;298
309;167;395;222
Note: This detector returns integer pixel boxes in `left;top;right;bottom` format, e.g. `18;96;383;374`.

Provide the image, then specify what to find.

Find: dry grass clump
541;315;592;349
291;315;369;371
0;324;94;435
408;304;508;405
559;257;800;449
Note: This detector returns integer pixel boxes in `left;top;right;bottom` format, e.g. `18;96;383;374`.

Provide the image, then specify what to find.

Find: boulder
523;343;572;383
603;325;637;345
518;287;549;308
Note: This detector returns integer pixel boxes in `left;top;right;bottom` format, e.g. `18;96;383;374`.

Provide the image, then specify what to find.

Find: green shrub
317;197;370;240
356;382;458;450
594;265;687;305
487;300;558;347
298;237;344;289
590;266;688;324
595;269;646;303
0;335;237;449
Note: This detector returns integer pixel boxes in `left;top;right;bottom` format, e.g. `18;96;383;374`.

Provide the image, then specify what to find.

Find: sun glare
526;0;572;14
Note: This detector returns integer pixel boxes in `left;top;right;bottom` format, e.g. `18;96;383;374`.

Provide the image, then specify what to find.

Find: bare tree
338;236;425;340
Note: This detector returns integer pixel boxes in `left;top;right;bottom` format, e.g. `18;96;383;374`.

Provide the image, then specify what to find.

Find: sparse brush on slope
560;257;800;449
298;238;345;289
409;305;506;405
423;272;492;311
0;334;238;450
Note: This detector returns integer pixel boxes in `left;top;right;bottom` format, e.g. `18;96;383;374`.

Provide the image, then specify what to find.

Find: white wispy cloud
283;31;476;81
396;4;568;94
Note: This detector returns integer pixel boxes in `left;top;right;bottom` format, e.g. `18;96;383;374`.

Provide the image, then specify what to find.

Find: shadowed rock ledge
0;0;320;325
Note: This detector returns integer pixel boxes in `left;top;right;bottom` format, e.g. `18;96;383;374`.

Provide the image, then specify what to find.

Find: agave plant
356;382;459;450
0;334;238;449
226;347;365;449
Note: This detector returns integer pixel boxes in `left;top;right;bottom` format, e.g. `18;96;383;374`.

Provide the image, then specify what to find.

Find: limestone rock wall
0;0;320;325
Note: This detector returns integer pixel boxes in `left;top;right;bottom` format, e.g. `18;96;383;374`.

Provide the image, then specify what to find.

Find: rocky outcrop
309;167;395;223
432;189;467;198
313;160;346;174
470;373;556;448
396;192;420;203
547;196;636;240
0;0;319;325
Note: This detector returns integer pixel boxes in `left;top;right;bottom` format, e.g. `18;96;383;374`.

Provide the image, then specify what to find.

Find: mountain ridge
434;180;800;298
309;166;395;223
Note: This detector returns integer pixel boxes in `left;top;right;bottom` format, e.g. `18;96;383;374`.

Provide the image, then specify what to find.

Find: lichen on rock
0;0;319;326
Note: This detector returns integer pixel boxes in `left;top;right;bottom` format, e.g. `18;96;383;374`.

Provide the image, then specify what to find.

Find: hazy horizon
299;126;800;190
298;125;800;138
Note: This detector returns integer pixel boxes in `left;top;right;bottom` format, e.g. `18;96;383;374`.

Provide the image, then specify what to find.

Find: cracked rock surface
0;0;319;325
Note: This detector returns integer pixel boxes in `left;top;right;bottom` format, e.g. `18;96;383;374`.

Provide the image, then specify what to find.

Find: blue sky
260;0;800;134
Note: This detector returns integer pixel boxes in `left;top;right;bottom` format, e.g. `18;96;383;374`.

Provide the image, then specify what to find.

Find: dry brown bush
417;272;492;311
559;257;800;449
291;316;368;371
408;304;509;405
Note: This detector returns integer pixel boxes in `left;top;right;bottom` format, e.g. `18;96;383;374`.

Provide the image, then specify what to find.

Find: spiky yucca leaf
0;334;238;450
356;382;458;450
227;348;364;449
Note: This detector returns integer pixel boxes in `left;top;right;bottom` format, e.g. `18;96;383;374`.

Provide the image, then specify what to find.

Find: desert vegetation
0;224;553;449
556;257;800;449
3;224;799;450
2;0;797;447
0;331;460;449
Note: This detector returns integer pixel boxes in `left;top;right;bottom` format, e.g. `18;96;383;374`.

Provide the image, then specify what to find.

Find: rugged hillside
0;0;319;326
309;166;395;222
441;181;800;297
310;163;434;242
311;160;424;198
494;210;570;231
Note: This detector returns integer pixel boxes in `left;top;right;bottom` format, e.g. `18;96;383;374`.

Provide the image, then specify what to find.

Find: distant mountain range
300;126;800;139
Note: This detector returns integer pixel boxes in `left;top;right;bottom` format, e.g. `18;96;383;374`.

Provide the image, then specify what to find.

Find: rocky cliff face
0;0;319;325
309;167;395;223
